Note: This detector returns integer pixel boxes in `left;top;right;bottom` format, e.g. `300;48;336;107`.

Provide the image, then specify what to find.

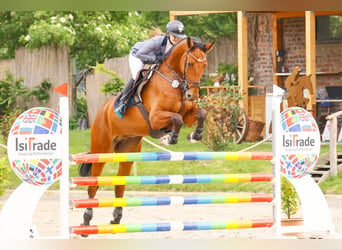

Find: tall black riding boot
115;78;134;118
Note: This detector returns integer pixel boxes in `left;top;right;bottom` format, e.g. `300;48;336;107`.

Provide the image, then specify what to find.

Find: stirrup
114;103;125;119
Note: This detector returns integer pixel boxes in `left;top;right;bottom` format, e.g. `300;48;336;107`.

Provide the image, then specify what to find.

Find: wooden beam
169;11;235;17
272;11;342;18
237;11;248;112
272;15;282;87
305;11;317;119
272;11;305;18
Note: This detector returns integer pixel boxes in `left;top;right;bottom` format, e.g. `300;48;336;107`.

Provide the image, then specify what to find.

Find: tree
0;11;150;69
179;13;237;41
140;11;237;41
0;11;237;70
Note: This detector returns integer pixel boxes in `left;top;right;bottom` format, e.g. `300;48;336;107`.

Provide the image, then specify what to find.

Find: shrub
281;176;300;219
0;157;10;196
0;70;29;118
0;109;24;140
198;86;243;151
92;64;124;96
30;79;51;103
0;70;51;140
76;95;88;119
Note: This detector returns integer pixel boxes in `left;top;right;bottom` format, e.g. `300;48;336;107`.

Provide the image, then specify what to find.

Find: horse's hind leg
110;161;133;225
81;128;112;236
111;136;143;225
81;162;106;228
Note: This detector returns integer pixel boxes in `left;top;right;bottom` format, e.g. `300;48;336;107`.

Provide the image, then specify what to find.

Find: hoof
110;218;121;224
168;136;178;145
159;135;170;145
80;223;89;238
111;207;122;225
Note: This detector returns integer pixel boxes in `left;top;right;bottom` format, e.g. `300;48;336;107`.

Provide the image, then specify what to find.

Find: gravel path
2;189;342;239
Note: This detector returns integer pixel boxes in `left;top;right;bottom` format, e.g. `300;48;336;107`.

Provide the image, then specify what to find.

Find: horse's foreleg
167;114;183;144
185;107;207;143
150;111;183;145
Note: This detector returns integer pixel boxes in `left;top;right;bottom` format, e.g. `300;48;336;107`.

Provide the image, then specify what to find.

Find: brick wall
281;17;342;87
282;17;306;71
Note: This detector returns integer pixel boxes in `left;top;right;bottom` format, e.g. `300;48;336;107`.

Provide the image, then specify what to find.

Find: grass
2;127;342;194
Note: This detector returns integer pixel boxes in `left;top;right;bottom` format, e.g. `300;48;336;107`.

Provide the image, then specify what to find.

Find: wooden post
305;11;317;119
326;110;342;177
272;14;283;87
237;11;248;112
329;117;338;176
169;13;175;21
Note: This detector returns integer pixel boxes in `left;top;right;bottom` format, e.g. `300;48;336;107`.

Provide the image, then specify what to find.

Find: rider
115;20;187;118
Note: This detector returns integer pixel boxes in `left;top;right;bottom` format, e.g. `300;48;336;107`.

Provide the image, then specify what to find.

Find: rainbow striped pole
70;219;274;235
70;173;273;186
72;151;273;164
72;194;273;208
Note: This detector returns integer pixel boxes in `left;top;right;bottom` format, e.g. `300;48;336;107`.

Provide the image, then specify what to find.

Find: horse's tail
78;152;92;177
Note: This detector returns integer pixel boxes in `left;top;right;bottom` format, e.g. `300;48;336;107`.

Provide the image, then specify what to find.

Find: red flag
53;82;68;96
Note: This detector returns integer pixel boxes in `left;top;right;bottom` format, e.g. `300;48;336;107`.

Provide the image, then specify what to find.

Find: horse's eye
187;62;193;67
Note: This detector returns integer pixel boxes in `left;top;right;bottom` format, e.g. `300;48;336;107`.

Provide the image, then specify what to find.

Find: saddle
114;65;171;138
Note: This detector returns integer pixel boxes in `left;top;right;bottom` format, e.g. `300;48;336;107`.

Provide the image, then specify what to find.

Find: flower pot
281;218;304;238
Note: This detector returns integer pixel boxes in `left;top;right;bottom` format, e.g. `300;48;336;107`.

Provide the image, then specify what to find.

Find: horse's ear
205;42;214;53
187;37;193;48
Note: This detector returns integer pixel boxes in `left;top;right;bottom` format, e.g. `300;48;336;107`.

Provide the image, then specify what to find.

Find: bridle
182;48;207;88
155;46;207;94
153;45;207;114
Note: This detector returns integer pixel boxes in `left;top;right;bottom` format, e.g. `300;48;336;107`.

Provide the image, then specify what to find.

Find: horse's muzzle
186;92;197;101
185;86;199;101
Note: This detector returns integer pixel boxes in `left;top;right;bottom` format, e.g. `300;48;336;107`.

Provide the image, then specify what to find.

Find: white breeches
129;53;144;80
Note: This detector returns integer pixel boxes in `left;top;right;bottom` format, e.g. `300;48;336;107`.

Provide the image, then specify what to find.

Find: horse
78;37;214;236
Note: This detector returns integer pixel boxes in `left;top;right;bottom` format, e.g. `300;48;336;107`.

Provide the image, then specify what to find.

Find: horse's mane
163;36;208;60
189;36;208;52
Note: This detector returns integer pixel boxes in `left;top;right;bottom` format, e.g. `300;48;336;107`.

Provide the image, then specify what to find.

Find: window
316;15;342;43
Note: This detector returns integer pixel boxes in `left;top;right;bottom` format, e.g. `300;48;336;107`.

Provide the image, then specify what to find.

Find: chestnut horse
78;37;214;236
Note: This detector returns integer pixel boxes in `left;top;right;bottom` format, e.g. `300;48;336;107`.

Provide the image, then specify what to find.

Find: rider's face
169;34;181;45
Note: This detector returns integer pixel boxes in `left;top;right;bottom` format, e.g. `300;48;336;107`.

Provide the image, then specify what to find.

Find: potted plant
281;176;303;226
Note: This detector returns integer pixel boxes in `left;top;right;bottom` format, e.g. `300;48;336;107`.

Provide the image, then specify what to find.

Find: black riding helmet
166;20;186;39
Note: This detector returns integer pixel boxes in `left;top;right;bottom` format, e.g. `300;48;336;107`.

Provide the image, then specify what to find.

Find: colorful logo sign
7;107;63;185
280;107;321;178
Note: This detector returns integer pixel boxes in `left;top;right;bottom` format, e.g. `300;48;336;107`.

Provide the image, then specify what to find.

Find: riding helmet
166;20;186;39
